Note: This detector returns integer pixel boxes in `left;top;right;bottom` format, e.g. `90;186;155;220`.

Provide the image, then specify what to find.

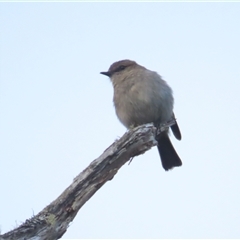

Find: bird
100;59;182;171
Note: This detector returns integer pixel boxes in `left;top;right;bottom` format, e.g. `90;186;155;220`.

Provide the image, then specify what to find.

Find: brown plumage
101;59;182;171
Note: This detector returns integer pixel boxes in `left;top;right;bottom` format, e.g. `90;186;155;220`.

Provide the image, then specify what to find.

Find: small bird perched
100;59;182;171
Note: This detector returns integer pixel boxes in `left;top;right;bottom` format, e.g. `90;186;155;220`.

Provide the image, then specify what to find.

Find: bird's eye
117;65;126;71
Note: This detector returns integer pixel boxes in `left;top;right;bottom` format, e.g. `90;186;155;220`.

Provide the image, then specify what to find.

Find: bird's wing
171;113;182;140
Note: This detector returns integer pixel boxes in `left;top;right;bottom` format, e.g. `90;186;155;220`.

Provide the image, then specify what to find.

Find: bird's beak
100;71;111;77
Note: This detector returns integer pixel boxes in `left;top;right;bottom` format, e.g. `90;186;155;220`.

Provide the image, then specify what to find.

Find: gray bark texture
0;122;174;240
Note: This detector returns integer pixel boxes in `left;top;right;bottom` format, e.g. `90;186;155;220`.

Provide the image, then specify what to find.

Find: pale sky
1;2;240;239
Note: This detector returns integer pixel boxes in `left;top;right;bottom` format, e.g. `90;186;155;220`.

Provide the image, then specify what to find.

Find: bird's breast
113;78;173;129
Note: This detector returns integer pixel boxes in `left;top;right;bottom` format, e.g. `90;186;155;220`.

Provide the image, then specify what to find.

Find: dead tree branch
0;121;175;240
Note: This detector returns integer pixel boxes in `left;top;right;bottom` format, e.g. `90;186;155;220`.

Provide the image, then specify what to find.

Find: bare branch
0;122;174;240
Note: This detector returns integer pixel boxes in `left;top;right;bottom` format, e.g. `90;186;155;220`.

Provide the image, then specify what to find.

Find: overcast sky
1;2;240;239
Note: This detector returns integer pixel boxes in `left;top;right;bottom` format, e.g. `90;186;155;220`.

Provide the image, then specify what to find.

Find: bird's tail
157;132;182;171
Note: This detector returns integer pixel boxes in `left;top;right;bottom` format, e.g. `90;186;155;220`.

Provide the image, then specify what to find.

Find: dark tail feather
157;133;182;171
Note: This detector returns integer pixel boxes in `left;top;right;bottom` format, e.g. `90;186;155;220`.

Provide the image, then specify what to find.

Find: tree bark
0;122;174;240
